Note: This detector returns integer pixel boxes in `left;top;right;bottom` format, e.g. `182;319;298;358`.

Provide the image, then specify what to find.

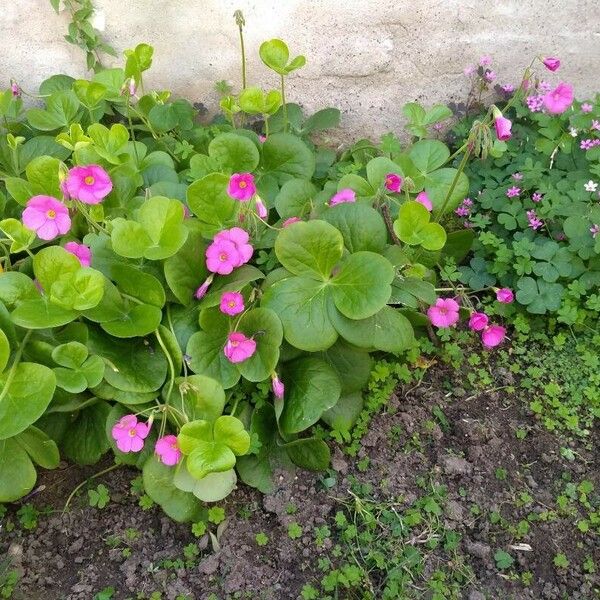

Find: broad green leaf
366;156;403;189
259;39;290;74
186;329;240;390
302;108;341;133
88;327;168;392
164;228;208;305
11;298;78;329
173;459;237;502
170;375;225;422
322;392;364;432
331;252;394;319
322;203;388;253
187;173;239;231
100;303;162;338
275;220;343;279
284;437;330;470
33;246;80;292
187;440;236;479
261;133;315;182
331;306;415;352
26;90;80;131
262;276;338;351
0;437;37;502
143;456;203;522
409;139;450;173
425;168;469;213
208;132;260;173
0;363;56;439
50;268;105;311
321;340;372;395
394;201;447;251
274;178;317;219
213;415;250;455
279;357;341;435
14;425;60;469
236;308;283;382
0;272;39;308
61;401;111;465
0;218;35;252
110;264;165;308
0;329;9;373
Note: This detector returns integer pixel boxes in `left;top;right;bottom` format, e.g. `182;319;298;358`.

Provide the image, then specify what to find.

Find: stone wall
1;0;598;140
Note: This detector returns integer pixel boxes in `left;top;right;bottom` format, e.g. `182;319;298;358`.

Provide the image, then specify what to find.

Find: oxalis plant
0;12;535;520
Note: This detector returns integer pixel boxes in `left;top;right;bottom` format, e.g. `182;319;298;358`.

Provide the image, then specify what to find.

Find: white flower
584;180;598;192
569;127;578;137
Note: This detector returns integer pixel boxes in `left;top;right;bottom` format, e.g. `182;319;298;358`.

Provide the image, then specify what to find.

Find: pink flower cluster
506;186;520;198
580;139;600;150
526;95;544;113
590;224;600;238
526;209;543;230
427;296;507;349
329;188;356;206
455;197;473;218
532;192;543;203
385;173;403;193
111;414;182;466
581;103;593;113
206;227;253;275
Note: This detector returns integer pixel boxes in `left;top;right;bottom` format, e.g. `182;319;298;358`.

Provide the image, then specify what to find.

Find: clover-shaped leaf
238;87;282;116
516;277;564;314
51;341;104;393
178;416;250;480
111;196;188;260
208;132;260;173
393;201;447;251
259;39;306;75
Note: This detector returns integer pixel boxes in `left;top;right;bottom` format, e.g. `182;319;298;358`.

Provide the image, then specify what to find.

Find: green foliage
453;96;600;325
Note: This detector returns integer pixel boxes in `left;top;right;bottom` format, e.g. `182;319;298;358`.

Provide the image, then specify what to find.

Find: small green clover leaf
259;39;306;75
238;87;282;116
515;277;564;314
393;201;447;251
178;416;250;480
51;342;104;393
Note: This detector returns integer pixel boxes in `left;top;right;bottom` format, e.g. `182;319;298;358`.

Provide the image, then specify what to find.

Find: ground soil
2;361;598;600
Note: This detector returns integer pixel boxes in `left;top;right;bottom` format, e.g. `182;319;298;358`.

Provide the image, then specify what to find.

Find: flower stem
63;463;120;513
280;74;288;133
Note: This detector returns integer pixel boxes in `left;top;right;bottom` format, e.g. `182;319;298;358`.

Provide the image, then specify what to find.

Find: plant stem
238;24;247;89
63;463;120;513
0;331;32;405
280;74;288;133
435;147;473;223
155;328;176;405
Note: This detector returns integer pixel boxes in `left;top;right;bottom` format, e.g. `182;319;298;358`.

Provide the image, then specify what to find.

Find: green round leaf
208;132;260;173
280;357;341;435
173;459;237;502
284;437;330;471
213;415;250;455
14;425;60;469
187;173;239;231
274;178;317;220
261;133;315;182
0;363;56;439
323;203;388;253
170;375;226;422
61;401;111;465
0;437;37;502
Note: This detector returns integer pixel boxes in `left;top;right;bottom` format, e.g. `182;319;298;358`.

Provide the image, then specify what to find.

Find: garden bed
3;342;597;600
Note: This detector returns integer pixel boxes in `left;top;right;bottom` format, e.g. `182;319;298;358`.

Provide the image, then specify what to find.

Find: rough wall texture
1;1;599;141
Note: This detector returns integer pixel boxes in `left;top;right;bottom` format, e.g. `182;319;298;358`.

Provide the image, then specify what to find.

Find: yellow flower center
84;175;95;185
228;301;236;307
231;340;239;347
239;181;247;188
128;428;137;437
219;252;228;261
46;210;56;219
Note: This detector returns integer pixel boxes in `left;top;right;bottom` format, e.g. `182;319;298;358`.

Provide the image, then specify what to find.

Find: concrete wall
1;1;598;141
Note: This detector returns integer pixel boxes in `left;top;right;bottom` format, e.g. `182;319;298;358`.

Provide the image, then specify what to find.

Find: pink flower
259;135;267;143
506;186;520;198
224;332;256;363
468;312;489;331
512;173;523;181
329;188;356;206
271;373;284;399
542;57;560;72
64;241;91;267
220;291;244;316
581;103;593;113
195;276;213;299
526;94;544;113
11;82;21;98
590;224;600;238
155;435;181;466
526;209;543;230
496;288;514;303
415;191;432;211
501;84;515;94
214;227;253;265
255;197;268;219
111;414;150;453
385;173;403;193
283;217;301;227
427;298;460;328
22;195;71;240
227;173;256;201
65;165;112;204
543;82;574;115
484;70;496;82
206;228;253;274
591;120;600;131
455;205;470;217
479;55;492;67
494;116;512;141
481;324;506;348
463;65;476;77
532;192;543;202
